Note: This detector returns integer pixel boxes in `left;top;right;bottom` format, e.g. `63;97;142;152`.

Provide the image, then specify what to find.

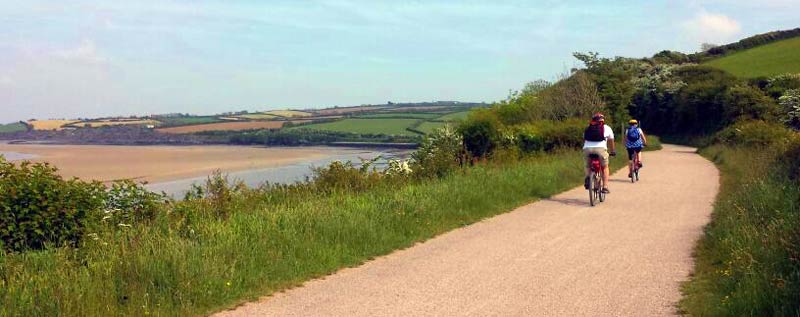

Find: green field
415;121;448;134
704;37;800;78
355;112;440;119
290;118;421;136
235;114;278;120
157;116;222;127
0;122;27;133
435;111;470;122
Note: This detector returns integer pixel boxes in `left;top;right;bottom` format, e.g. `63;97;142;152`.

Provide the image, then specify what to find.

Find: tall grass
680;143;800;316
1;149;625;316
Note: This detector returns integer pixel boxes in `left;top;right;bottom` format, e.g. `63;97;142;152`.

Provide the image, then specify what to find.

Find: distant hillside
703;36;800;78
692;27;800;60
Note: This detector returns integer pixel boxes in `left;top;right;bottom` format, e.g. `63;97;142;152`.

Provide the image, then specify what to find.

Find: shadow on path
544;197;589;207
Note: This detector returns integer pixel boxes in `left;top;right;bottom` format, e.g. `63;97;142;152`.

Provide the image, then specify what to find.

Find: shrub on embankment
680;123;800;316
0;159;105;252
0;158;164;253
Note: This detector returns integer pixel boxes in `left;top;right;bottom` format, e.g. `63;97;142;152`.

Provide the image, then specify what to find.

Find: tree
573;52;637;126
722;85;778;123
700;43;718;52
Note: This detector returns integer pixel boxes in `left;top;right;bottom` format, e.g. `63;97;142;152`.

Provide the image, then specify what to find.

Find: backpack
584;123;605;141
626;127;640;142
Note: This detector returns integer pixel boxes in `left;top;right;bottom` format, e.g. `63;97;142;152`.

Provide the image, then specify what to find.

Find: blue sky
0;0;798;123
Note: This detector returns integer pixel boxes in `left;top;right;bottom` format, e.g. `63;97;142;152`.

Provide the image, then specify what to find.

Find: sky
0;0;798;123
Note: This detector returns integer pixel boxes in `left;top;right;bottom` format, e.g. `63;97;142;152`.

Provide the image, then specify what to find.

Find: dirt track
215;144;719;316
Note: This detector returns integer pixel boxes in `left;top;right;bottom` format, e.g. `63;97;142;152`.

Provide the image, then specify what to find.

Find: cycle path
215;144;719;316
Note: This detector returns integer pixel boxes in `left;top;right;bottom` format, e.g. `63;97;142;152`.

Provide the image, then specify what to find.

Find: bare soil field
157;121;285;134
0;144;357;183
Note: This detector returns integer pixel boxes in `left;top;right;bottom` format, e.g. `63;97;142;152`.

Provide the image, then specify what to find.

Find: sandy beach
0;144;362;183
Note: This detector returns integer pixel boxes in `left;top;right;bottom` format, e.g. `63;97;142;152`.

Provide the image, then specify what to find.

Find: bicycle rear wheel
589;173;596;206
595;172;605;203
635;168;640;181
598;175;606;202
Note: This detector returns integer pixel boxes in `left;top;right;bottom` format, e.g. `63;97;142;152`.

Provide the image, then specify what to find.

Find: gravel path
215;144;719;316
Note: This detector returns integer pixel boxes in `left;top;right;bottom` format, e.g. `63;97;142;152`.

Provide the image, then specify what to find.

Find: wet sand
0;144;363;183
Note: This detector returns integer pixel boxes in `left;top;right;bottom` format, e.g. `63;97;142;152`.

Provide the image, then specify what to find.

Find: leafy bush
651;50;690;64
312;158;383;193
722;121;792;146
459;108;502;158
715;120;797;148
0;158;105;252
722;85;779;123
410;124;463;178
779;89;800;129
102;180;165;226
183;171;248;219
511;119;585;153
765;74;800;99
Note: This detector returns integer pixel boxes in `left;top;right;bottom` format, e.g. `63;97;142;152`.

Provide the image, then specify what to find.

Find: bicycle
588;154;605;206
630;153;640;183
629;144;645;183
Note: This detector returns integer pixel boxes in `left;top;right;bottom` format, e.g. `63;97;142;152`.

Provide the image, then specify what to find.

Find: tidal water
146;150;408;198
0;151;38;161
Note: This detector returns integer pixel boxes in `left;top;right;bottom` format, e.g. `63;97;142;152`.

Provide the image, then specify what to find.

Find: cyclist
625;119;648;177
583;113;616;193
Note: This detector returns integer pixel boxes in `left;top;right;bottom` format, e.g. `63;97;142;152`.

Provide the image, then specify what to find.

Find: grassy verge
0;148;631;316
680;142;800;316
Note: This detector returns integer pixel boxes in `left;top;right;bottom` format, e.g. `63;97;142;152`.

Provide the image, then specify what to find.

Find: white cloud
682;12;741;44
52;39;107;64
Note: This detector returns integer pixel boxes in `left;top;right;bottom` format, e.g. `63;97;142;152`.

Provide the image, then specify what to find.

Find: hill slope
704;36;800;78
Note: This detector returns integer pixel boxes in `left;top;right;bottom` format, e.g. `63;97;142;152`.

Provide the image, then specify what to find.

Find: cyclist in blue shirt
625;119;648;177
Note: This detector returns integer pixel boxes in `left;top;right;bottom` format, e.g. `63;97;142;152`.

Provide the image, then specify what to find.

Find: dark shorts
627;147;642;160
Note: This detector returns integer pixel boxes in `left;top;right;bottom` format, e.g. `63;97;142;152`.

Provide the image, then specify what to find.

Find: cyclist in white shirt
583;113;616;193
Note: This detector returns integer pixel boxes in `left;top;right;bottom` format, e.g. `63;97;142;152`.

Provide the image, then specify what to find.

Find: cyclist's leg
599;149;610;190
636;148;643;166
582;148;592;188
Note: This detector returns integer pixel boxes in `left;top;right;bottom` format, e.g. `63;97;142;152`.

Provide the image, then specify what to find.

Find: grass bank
680;141;800;316
703;36;800;78
0;145;636;317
